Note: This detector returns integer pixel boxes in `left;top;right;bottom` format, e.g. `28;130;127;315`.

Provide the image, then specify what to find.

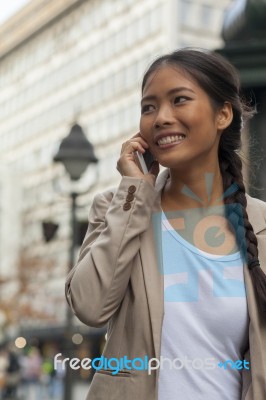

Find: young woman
66;48;266;400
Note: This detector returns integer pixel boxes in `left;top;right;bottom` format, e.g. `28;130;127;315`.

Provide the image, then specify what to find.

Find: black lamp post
53;123;98;400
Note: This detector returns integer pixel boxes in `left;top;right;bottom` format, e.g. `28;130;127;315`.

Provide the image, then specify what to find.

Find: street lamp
53;122;98;400
54;123;98;180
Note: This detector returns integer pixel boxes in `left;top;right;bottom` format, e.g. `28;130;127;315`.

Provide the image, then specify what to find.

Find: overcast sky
0;0;30;25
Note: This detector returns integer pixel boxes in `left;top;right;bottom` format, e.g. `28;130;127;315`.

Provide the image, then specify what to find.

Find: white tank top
158;210;249;400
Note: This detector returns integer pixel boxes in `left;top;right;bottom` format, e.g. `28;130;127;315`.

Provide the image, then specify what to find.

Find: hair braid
219;150;266;312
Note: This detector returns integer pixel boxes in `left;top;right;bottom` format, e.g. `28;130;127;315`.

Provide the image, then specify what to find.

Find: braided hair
141;47;266;312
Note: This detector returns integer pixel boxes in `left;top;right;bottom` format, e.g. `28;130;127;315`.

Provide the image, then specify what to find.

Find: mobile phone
134;150;155;174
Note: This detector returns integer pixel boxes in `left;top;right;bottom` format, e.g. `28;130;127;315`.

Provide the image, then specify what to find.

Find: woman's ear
217;102;233;131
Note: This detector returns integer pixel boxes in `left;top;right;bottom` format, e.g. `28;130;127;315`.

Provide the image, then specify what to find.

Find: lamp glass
63;159;89;180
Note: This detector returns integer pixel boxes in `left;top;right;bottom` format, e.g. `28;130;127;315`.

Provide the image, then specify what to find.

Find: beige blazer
66;169;266;400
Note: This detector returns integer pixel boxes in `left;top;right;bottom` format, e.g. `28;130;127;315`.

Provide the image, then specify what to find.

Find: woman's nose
153;105;175;128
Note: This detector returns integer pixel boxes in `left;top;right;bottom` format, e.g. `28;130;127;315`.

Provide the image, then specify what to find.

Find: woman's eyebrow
141;87;195;103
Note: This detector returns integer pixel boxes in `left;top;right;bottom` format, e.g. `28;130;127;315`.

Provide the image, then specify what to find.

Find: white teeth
157;135;185;145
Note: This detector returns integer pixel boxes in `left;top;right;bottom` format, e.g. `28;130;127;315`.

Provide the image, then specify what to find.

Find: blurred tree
0;251;58;336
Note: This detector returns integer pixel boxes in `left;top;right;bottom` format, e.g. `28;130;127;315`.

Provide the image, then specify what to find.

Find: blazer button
126;193;134;202
123;202;131;211
128;185;136;194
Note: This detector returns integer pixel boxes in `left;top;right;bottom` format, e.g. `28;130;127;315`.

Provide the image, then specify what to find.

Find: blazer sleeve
65;176;158;327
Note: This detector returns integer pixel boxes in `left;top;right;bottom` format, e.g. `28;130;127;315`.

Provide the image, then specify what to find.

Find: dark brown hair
142;47;266;312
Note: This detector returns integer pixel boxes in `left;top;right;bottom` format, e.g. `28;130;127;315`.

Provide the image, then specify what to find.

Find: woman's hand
116;133;159;186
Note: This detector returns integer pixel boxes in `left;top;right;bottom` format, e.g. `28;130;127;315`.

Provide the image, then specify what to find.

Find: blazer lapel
140;169;169;359
244;195;266;398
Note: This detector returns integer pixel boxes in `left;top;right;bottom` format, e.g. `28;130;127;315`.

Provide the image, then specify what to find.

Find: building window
180;0;192;24
201;4;213;27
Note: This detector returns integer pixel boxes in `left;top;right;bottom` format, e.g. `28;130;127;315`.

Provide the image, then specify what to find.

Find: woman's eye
174;96;188;104
141;104;155;114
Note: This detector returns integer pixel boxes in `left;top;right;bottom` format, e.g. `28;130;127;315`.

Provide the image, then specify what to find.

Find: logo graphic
54;354;250;375
152;173;247;302
217;359;250;370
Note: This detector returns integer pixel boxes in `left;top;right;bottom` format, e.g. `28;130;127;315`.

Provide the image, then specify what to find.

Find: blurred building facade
0;0;233;345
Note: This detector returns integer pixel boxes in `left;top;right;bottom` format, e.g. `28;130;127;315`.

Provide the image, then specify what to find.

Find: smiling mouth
156;134;186;146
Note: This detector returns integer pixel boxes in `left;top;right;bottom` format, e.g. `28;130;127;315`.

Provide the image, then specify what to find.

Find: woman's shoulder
94;187;116;202
246;194;266;232
246;193;266;211
90;178;137;210
89;187;115;214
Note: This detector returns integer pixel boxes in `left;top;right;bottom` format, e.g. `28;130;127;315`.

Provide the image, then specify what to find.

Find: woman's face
140;65;231;172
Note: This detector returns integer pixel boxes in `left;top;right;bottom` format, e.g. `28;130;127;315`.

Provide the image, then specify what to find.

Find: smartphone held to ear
134;150;155;174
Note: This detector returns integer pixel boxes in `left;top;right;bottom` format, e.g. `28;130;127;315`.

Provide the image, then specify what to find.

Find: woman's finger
121;139;147;155
121;135;148;152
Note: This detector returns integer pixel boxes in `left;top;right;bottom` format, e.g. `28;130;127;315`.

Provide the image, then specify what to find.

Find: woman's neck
162;166;224;211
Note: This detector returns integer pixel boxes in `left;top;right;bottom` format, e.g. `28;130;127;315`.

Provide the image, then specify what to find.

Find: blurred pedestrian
49;357;64;399
0;348;8;399
20;346;42;399
2;348;20;400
